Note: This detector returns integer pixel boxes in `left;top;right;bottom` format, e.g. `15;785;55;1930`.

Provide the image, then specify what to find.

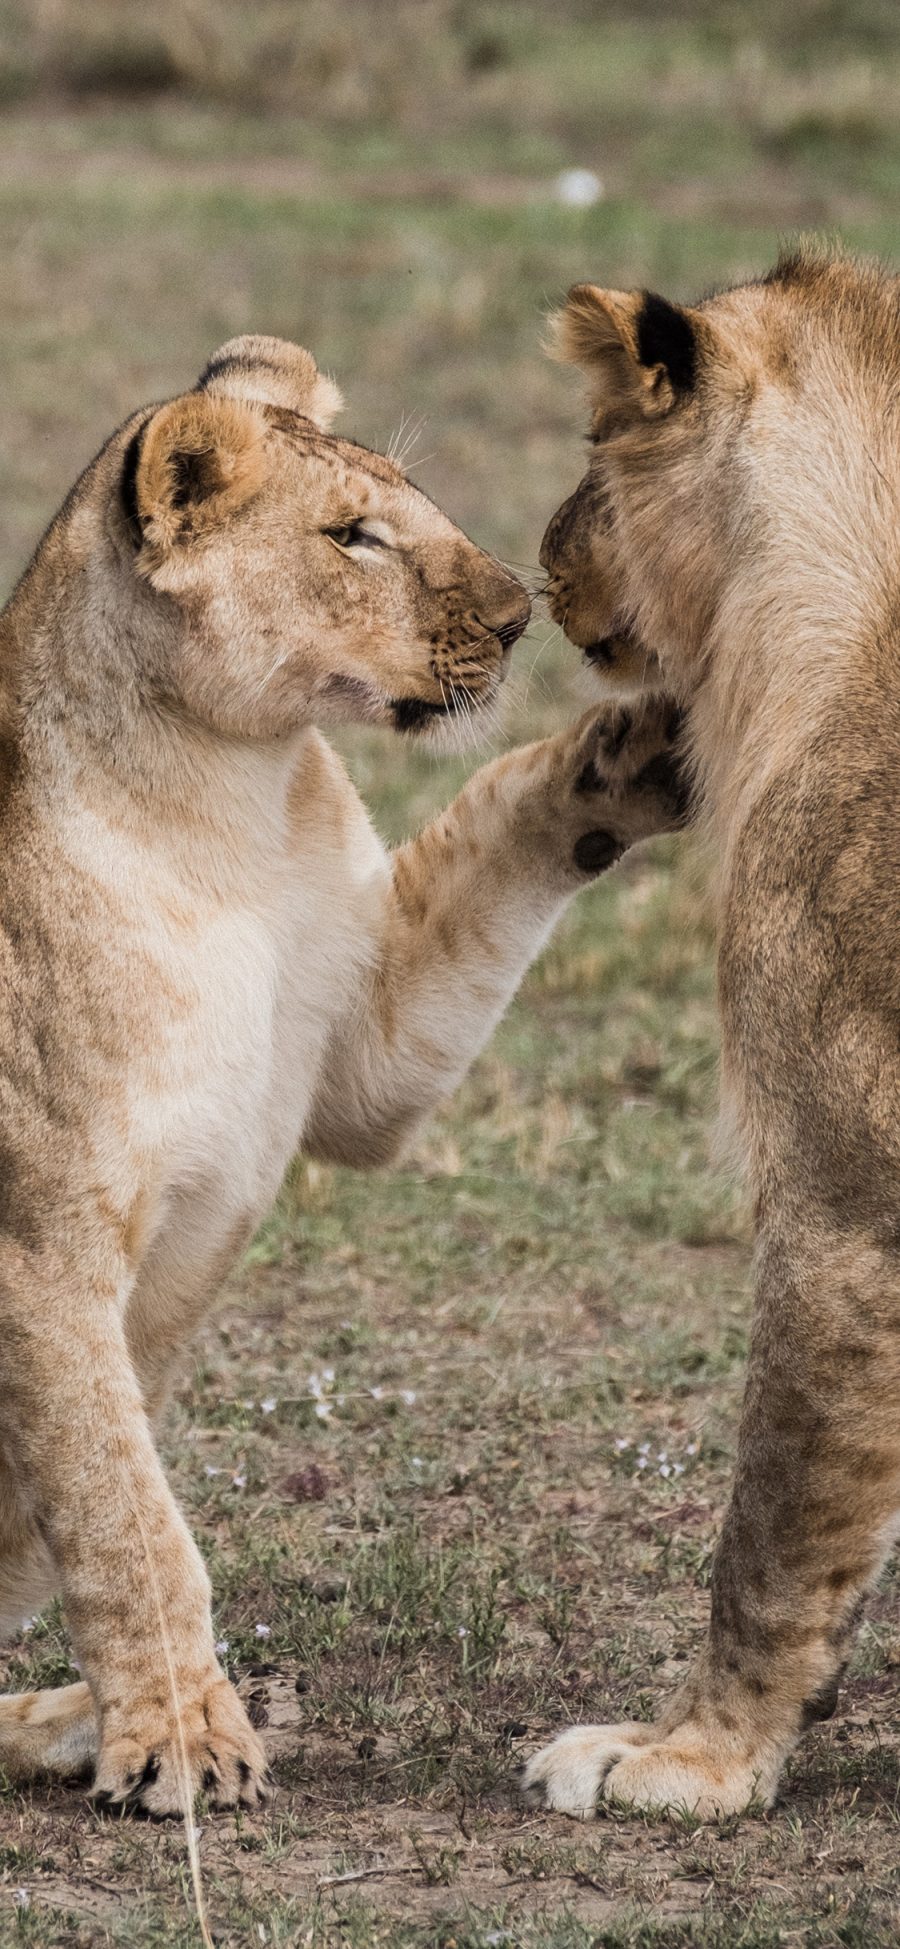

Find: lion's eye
323;521;384;552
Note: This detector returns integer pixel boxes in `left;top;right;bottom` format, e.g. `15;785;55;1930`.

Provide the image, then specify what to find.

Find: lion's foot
92;1674;269;1817
521;1719;778;1821
570;695;690;863
535;694;689;892
0;1680;97;1780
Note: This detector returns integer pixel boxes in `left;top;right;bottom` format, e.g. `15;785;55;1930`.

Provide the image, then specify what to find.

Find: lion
523;246;900;1821
0;333;687;1816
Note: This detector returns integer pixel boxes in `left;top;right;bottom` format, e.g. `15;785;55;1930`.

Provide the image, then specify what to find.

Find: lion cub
0;335;685;1814
528;247;900;1821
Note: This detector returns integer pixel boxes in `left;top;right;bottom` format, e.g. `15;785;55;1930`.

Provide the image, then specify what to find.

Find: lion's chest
141;905;324;1190
93;794;387;1239
152;877;374;1199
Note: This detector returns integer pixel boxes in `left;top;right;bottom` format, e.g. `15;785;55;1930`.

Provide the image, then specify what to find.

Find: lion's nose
492;598;532;652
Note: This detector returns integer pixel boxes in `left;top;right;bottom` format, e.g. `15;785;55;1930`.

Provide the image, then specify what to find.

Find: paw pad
573;830;623;875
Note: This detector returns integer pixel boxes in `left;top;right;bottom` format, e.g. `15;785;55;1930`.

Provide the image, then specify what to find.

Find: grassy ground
3;6;900;1944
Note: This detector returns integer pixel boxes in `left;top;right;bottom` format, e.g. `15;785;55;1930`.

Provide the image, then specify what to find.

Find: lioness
0;335;685;1815
525;246;900;1820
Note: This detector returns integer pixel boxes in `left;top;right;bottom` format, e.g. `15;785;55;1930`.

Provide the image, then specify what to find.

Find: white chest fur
63;731;389;1235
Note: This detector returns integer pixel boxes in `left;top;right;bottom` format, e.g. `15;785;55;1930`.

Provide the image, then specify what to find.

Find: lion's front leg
305;693;688;1169
1;1249;268;1815
524;1213;900;1819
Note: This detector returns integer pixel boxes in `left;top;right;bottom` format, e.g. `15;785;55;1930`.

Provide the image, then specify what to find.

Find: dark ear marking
170;446;219;510
198;350;283;393
636;293;697;392
120;422;149;546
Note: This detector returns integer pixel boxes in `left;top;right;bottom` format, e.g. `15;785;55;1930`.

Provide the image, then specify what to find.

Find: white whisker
392;416;428;471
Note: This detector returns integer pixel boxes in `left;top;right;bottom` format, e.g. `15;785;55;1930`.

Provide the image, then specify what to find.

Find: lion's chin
313;672;388;728
578;633;665;703
313;671;504;748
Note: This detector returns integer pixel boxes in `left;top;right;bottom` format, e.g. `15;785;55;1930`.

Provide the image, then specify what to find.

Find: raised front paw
521;1718;778;1821
92;1674;269;1817
565;695;690;879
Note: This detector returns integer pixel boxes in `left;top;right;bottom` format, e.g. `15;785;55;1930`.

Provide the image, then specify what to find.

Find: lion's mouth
390;682;497;735
315;670;499;735
391;696;448;733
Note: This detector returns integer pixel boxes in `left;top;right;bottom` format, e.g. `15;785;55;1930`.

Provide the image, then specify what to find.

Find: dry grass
0;0;899;120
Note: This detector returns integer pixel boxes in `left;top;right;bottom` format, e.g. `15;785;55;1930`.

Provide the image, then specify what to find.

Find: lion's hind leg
0;1682;96;1783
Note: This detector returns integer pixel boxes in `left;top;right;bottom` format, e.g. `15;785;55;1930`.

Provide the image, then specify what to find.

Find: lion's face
539;470;663;699
122;336;530;744
539;257;865;702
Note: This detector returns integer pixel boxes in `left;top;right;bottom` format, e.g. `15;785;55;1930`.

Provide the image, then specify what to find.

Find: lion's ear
128;391;268;560
548;285;698;415
197;334;343;430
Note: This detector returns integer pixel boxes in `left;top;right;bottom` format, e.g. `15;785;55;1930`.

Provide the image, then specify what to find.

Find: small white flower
556;167;604;208
254;1623;271;1639
686;1442;698;1456
657;1451;668;1462
322;1367;335;1385
411;1456;424;1468
260;1397;277;1415
673;1463;685;1476
659;1463;671;1479
205;1464;222;1478
614;1438;630;1453
308;1372;323;1398
370;1385;384;1401
637;1442;651;1457
315;1400;333;1420
401;1389;417;1406
636;1456;648;1470
13;1889;29;1908
215;1639;229;1656
232;1473;247;1490
457;1626;467;1638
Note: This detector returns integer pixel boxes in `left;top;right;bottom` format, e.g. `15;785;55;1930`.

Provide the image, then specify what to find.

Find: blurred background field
4;0;900;590
3;5;900;1946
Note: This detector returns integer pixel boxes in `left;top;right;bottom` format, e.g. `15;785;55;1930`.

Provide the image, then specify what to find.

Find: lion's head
540;248;895;709
100;335;530;745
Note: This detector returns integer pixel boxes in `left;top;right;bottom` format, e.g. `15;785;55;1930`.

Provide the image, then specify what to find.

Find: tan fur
0;335;686;1816
136;393;269;556
526;246;900;1820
